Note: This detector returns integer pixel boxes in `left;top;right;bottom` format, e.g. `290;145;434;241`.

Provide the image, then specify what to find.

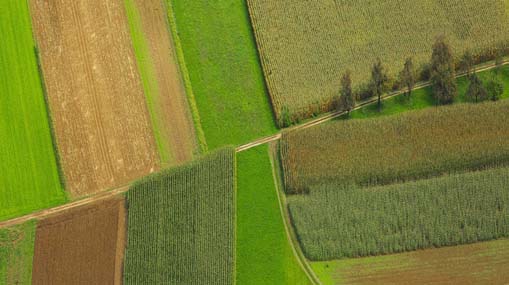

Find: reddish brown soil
30;0;159;197
133;0;197;165
32;197;126;285
334;240;509;285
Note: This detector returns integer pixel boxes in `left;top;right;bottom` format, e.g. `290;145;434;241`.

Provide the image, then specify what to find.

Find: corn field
247;0;509;124
281;100;509;194
123;148;235;284
288;166;509;261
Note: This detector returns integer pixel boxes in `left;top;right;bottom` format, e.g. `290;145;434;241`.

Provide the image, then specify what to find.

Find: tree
465;73;488;103
486;76;504;101
430;36;457;105
371;58;389;111
495;48;504;74
338;71;355;114
459;49;474;78
399;57;416;100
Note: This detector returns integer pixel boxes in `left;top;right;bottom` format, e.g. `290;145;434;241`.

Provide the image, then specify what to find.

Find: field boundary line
268;142;322;285
0;185;129;229
237;60;509;153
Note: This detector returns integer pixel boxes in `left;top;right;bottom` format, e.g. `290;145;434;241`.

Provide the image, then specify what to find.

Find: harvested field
125;0;198;165
124;148;235;284
281;100;509;193
30;0;159;197
0;221;36;285
312;239;509;285
32;197;126;285
247;0;509;123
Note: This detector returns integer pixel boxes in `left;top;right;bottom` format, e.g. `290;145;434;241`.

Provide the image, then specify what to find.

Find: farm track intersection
0;60;507;230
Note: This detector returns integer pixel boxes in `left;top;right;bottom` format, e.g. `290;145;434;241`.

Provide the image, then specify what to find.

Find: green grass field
312;239;509;285
0;221;36;284
124;148;235;284
288;167;509;260
237;146;309;285
348;65;509;119
247;0;509;122
167;0;277;150
124;0;172;164
0;0;66;221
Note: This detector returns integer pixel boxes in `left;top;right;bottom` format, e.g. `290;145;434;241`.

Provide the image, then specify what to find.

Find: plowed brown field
32;197;126;285
30;0;159;197
133;0;197;165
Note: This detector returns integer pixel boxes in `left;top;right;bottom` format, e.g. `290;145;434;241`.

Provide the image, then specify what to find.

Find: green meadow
0;0;66;221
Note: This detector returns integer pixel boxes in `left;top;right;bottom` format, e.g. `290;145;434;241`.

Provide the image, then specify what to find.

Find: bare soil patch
134;0;197;165
30;0;159;197
32;197;126;285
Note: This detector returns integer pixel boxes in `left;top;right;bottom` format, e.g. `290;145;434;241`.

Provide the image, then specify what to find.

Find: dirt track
30;0;159;197
133;0;197;165
32;197;126;285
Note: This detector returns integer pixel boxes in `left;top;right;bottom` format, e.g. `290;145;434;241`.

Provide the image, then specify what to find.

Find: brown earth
133;0;197;165
32;197;126;285
30;0;159;197
332;240;509;285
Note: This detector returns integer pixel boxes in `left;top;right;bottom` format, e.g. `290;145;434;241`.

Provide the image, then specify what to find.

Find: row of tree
337;36;506;114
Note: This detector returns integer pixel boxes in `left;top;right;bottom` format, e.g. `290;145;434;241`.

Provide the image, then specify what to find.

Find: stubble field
30;0;159;197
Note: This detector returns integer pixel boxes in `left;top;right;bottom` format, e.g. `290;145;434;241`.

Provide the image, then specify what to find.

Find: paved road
0;60;506;229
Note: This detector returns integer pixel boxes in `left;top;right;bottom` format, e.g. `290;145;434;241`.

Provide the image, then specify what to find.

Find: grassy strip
288;167;509;260
123;0;172;164
281;100;509;193
0;0;66;221
347;65;509;119
0;220;36;284
124;148;235;284
166;0;277;150
236;145;309;284
165;1;208;153
312;239;509;285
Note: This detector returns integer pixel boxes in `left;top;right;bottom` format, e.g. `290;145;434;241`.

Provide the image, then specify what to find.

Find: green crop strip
0;0;66;221
0;221;36;284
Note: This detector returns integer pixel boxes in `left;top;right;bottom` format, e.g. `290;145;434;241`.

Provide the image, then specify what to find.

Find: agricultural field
247;0;509;123
124;0;199;165
0;0;66;221
30;0;159;197
237;146;310;284
124;148;235;284
32;197;126;284
0;221;36;285
167;0;277;149
288;167;509;260
312;239;509;285
281;100;509;193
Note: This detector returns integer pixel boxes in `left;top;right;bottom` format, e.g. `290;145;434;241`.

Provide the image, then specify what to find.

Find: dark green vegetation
237;146;309;285
282;100;509;193
167;0;276;150
348;65;509;120
0;221;36;284
248;0;509;122
0;0;66;221
124;148;235;284
312;239;509;285
289;167;509;260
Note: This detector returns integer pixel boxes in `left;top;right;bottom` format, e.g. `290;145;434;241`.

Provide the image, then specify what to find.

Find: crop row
288;166;509;260
281;100;509;193
123;148;236;284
